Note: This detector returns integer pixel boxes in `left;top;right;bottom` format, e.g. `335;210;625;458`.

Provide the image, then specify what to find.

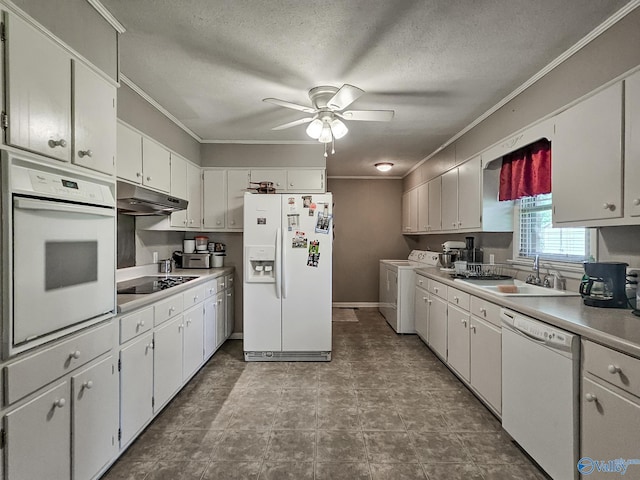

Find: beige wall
117;83;202;164
10;0;118;80
328;178;410;303
200;143;326;168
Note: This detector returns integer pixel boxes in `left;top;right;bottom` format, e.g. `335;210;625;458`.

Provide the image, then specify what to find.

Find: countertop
116;267;234;315
415;267;640;358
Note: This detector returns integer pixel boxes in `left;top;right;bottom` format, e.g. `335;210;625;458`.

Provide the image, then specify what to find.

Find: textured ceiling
103;0;632;176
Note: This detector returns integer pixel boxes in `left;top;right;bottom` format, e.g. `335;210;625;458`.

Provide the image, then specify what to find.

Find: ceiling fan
263;84;394;156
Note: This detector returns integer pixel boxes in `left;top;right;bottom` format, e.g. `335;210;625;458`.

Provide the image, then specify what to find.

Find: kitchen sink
454;278;580;297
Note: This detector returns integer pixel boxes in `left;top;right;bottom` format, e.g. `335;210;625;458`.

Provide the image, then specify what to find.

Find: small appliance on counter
173;251;213;269
195;236;209;251
440;241;466;271
580;262;629;308
459;236;484;263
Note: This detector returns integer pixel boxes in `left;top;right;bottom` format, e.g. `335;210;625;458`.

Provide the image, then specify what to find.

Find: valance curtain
498;138;552;201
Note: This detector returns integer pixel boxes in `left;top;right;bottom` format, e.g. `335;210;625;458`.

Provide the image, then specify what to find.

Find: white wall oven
3;151;116;356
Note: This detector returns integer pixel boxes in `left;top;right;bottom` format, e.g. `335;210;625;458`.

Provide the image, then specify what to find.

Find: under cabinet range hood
116;181;188;215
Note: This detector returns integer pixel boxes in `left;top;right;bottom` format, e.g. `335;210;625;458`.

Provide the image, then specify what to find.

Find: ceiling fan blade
327;84;365;110
263;98;316;113
271;117;315;130
341;110;395;121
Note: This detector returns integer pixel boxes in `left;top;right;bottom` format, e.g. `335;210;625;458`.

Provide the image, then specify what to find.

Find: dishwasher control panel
500;308;576;352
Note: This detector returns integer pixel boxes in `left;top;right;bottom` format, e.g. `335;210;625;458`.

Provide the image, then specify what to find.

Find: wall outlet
152;251;159;263
489;254;495;265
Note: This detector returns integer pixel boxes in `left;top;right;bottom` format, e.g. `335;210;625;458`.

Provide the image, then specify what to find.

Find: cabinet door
470;316;501;413
287;169;325;192
427;295;447;360
625;70;640;217
553;82;623;223
251;169;287;190
117;122;143;183
142;137;171;192
408;188;418;232
72;356;118;480
5;13;71;162
170;154;188;228
447;304;470;381
414;285;429;342
203;170;227;229
225;287;235;339
183;305;204;380
401;192;411;233
72;61;117;175
120;332;153;446
581;377;640;478
417;183;429;233
216;292;226;348
203;296;218;359
153;316;183;411
5;381;70;480
457;156;481;229
441;169;458;230
186;163;202;229
227;170;250;229
428;177;442;231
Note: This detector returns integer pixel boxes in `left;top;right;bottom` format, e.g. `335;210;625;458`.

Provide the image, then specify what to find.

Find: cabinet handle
458;221;462;226
585;393;597;402
227;293;232;297
169;307;176;313
634;199;640;206
461;319;467;327
216;220;222;225
230;220;235;225
289;182;294;186
48;139;67;149
136;172;142;178
82;380;94;390
137;320;145;328
220;283;225;288
146;343;153;350
470;325;477;333
452;222;456;227
603;203;615;211
434;287;439;293
209;288;215;294
422;296;427;302
78;149;93;158
218;299;222;305
193;295;199;301
479;308;487;316
54;398;66;408
418;280;423;285
70;350;81;360
186;319;192;326
454;296;459;303
178;323;184;330
607;364;621;374
427;299;432;305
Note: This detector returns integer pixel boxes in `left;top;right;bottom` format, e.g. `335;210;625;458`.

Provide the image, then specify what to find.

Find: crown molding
120;74;203;142
405;0;640;177
328;176;403;180
201;139;318;145
86;0;126;33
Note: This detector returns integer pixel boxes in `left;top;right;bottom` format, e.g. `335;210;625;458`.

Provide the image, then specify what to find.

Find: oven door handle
14;197;115;217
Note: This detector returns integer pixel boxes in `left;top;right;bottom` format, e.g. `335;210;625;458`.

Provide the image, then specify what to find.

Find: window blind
518;193;589;262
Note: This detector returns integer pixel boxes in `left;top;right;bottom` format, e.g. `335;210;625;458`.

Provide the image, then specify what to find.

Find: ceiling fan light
330;118;348;139
305;118;323;139
318;124;333;143
375;162;394;172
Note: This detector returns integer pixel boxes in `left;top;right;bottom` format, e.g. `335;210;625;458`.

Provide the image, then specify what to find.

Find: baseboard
229;333;243;340
332;302;380;308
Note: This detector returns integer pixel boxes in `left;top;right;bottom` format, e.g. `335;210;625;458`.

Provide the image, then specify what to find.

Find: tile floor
103;308;549;480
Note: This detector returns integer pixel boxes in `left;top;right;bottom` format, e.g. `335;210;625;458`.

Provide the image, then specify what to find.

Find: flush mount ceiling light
375;162;394;172
264;84;394;157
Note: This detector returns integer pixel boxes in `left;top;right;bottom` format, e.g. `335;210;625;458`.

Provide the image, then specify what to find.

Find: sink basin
454;278;580;297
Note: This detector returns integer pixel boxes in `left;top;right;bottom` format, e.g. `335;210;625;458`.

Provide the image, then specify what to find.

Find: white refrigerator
243;192;332;361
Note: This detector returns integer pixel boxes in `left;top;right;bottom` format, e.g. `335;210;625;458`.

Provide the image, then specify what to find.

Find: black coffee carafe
580;262;628;308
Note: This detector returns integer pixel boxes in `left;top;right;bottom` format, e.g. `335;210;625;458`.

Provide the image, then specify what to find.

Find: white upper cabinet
427;177;442;232
287;169;325;192
5;12;71;162
417;182;429;233
117;122;143;183
170;153;188;228
625;70;640;218
141;137;171;193
227;169;250;229
441;169;458;231
457;156;482;230
250;169;287;190
72;61;116;175
186;162;202;229
203;170;227;229
553;82;623;224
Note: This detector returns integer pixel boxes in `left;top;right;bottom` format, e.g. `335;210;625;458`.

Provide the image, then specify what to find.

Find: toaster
181;252;211;269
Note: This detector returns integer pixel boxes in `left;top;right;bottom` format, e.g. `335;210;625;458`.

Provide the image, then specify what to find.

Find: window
517;193;591;263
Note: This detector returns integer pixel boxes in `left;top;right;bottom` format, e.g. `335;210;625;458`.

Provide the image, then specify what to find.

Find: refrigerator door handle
275;228;282;299
282;226;288;299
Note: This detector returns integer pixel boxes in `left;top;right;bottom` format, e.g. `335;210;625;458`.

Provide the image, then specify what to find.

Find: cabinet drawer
154;294;183;326
415;275;428;289
469;296;501;327
447;287;470;311
204;279;217;298
429;280;447;300
583;340;640;398
183;284;206;309
119;307;153;344
225;273;234;289
5;322;113;405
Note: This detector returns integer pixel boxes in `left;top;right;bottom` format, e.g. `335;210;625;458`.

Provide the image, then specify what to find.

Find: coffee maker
459;236;484;263
579;262;629;308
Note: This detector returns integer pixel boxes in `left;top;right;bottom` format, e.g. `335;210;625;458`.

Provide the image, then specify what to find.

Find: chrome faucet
526;255;542;285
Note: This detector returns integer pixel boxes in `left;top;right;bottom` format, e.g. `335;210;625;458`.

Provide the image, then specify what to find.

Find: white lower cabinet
469;316;501;413
204;295;219;359
414;284;429;342
216;291;226;348
5;381;70;480
447;304;470;382
72;356;119;480
225;283;235;338
119;332;154;446
153;315;184;412
183;304;205;380
427;294;447;360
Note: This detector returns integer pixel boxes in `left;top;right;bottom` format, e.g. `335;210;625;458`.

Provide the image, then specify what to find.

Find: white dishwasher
501;308;579;480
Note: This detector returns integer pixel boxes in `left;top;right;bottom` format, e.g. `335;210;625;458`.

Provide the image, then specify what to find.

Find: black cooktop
117;276;198;295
